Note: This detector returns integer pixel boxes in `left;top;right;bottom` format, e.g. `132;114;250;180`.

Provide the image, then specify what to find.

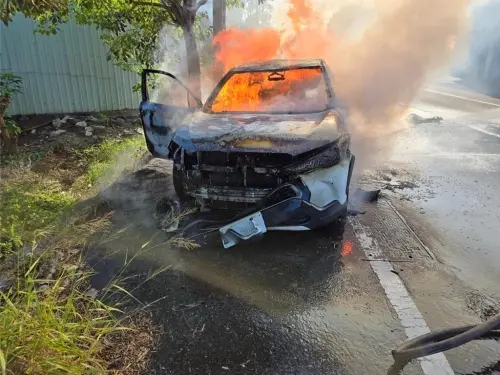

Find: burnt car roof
230;59;326;72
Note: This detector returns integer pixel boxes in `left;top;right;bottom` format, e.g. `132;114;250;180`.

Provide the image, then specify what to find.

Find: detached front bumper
219;154;354;248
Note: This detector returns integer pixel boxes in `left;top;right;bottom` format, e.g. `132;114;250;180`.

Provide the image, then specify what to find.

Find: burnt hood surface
171;110;343;155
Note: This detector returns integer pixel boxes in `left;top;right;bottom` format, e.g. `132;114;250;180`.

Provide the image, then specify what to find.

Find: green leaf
0;349;6;375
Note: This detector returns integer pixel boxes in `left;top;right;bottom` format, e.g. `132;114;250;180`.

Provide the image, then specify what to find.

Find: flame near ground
213;0;469;168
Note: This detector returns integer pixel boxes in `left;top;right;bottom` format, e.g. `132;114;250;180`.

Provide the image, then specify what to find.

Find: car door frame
139;69;203;158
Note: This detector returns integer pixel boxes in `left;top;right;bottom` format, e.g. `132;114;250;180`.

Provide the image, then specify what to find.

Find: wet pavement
91;81;500;374
391;83;500;301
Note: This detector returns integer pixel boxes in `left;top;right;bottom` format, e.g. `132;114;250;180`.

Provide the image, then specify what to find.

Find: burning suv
140;59;354;248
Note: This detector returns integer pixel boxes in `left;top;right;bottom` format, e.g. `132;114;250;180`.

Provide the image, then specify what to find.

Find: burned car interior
139;59;355;248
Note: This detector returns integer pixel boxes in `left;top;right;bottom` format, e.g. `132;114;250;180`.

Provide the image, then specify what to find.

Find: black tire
172;165;189;201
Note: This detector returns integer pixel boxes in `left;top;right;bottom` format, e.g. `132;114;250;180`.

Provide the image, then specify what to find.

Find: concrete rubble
49;129;67;137
75;121;87;128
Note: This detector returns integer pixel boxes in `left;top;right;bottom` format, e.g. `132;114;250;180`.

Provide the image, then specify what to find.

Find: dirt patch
465;290;500;322
8;110;143;157
102;311;158;375
357;166;437;203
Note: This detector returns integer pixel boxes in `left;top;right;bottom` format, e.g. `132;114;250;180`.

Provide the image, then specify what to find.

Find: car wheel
172;165;189;201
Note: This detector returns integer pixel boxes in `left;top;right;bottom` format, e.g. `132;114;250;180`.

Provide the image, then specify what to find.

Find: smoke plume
214;0;469;169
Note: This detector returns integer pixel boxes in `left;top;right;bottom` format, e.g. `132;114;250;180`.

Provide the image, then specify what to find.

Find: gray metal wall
0;14;141;115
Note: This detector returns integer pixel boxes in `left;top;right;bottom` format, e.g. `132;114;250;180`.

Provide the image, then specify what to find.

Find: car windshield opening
210;67;329;113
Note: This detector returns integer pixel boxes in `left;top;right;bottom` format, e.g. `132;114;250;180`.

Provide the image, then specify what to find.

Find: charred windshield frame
203;63;336;115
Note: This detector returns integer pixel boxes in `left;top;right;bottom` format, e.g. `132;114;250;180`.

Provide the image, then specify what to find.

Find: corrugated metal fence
0;14;140;115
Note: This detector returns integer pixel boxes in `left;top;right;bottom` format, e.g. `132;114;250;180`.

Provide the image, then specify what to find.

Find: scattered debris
84;288;99;299
122;128;136;135
353;188;381;203
101;312;156;375
75;121;87;128
155;197;182;232
348;209;366;216
85;126;94;137
65;116;78;126
136;127;144;135
52;118;63;129
85;115;100;122
406;113;443;125
50;116;72;130
50;129;67;137
30;129;36;135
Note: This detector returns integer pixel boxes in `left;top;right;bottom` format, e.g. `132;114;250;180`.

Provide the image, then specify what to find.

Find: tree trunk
213;0;226;36
182;24;202;102
213;0;226;79
0;97;16;153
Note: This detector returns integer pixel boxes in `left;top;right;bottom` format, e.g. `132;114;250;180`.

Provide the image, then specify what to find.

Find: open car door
140;69;202;158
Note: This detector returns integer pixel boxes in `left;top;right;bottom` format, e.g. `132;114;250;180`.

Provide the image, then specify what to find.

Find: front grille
199;151;293;167
189;186;271;203
202;169;280;188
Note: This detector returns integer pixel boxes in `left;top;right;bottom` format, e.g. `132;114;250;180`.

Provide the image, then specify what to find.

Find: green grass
0;171;76;254
0;261;121;375
75;137;145;189
0;136;145;256
0;213;166;375
0;134;157;374
0;215;131;375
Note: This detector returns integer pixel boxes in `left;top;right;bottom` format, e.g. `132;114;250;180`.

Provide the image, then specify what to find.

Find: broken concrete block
50;129;67;137
52;118;62;129
75;121;87;128
86;115;100;122
85;126;94;136
65;117;78;125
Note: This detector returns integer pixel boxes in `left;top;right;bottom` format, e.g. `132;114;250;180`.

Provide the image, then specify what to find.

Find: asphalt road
93;80;500;375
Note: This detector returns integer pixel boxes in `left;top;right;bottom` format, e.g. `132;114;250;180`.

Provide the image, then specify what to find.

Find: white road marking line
350;217;455;375
469;124;500;138
424;88;500;107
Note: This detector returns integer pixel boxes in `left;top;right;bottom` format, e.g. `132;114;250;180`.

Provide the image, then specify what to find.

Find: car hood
171;110;343;154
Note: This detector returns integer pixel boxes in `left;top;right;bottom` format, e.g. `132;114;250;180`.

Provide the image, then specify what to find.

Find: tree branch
161;0;183;25
193;0;208;12
131;1;166;9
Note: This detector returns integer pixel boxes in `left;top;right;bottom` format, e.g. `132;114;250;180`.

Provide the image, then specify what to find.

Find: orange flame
211;0;336;111
213;28;281;74
287;0;316;33
213;0;334;73
341;240;353;256
210;68;325;112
